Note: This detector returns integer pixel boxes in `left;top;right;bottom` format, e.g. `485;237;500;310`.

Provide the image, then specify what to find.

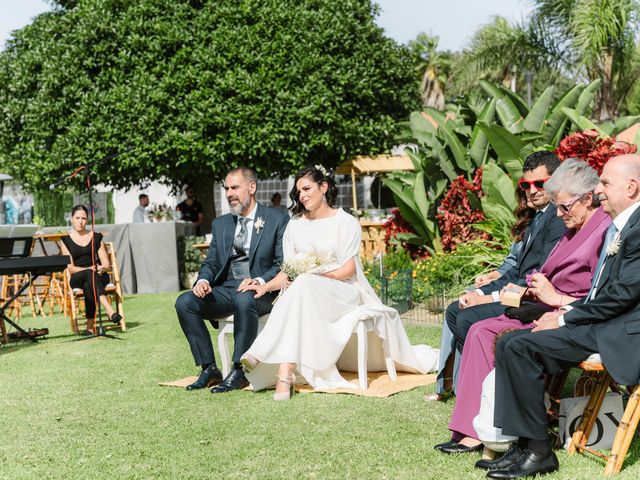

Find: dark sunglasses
518;178;549;191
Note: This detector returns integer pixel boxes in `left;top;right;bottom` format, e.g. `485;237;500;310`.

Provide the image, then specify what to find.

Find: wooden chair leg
605;386;640;475
569;370;611;454
0;317;7;344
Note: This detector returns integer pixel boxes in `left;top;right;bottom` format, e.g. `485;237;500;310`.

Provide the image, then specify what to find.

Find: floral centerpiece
147;203;176;222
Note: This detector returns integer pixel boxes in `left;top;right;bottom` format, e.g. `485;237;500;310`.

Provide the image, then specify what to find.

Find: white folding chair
217;314;398;389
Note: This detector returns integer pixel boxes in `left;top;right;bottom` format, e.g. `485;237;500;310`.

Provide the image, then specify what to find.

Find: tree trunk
596;53;615;122
193;175;216;235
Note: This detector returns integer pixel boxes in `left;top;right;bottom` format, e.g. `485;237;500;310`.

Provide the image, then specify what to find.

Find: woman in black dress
60;205;122;334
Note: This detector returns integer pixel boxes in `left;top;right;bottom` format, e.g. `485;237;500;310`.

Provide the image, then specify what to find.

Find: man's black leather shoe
211;368;249;393
185;365;223;391
440;443;483;454
475;444;522;470
487;450;559;479
434;440;459;451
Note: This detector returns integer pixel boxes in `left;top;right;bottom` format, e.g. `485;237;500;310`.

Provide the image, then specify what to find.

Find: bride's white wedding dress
245;208;436;391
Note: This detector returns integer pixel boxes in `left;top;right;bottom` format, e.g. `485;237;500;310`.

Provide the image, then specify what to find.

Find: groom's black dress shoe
434;440;459;451
440;442;483;454
185;365;223;391
486;450;559;479
475;444;522;470
210;368;249;393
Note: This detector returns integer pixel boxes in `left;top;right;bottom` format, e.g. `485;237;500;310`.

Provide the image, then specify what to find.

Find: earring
322;194;327;204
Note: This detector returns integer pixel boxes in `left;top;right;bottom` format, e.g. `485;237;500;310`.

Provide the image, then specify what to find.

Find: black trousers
445;299;507;351
175;280;274;367
494;326;599;440
69;270;110;320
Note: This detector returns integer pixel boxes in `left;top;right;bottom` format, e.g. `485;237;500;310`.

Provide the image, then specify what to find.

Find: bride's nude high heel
273;373;296;401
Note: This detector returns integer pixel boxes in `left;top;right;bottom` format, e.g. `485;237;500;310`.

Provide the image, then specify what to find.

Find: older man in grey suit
175;167;289;393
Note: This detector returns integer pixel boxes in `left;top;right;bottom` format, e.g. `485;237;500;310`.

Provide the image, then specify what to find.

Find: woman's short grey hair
544;158;600;199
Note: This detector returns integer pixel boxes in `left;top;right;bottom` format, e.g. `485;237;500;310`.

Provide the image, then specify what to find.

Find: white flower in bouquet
273;250;338;304
280;250;337;280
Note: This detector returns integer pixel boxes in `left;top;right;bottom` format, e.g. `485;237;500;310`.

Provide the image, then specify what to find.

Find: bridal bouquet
273;250;338;303
280;250;338;280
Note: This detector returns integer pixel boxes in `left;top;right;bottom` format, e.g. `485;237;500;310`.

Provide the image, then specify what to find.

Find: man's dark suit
175;203;289;367
446;205;566;347
495;205;640;440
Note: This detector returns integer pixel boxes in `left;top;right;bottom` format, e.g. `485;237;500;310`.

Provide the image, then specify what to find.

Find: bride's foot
273;373;296;401
240;353;259;372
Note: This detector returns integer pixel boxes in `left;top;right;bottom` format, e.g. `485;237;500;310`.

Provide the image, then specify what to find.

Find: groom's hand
193;280;211;298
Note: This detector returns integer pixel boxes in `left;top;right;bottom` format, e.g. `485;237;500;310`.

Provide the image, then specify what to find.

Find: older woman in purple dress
434;159;611;454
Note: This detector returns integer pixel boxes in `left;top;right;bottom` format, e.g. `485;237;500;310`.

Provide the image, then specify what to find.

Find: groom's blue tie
585;223;618;302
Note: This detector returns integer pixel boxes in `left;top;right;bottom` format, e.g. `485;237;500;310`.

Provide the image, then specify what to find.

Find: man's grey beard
229;196;251;216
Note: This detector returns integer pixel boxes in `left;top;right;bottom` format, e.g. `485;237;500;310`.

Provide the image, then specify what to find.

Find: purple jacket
540;207;611;298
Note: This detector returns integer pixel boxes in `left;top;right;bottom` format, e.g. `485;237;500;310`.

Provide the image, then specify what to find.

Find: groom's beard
228;196;251;216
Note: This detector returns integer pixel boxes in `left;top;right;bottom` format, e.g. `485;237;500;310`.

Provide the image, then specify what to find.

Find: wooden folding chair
568;357;640;475
66;242;126;334
0;313;7;344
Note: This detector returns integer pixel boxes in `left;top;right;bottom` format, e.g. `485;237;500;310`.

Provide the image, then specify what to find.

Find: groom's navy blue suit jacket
197;203;289;287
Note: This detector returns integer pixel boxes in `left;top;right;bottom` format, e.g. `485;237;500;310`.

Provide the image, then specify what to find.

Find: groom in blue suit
176;167;289;393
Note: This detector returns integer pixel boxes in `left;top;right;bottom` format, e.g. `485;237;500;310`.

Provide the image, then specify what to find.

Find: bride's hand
243;283;270;298
237;278;259;292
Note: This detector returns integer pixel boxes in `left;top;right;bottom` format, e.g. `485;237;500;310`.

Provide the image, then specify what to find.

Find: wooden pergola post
351;167;358;212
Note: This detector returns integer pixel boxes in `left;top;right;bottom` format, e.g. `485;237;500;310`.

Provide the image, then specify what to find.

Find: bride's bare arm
320;258;356;281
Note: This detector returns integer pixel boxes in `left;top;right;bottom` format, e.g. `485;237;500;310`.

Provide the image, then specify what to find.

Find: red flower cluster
383;208;428;258
436;169;487;251
555;130;637;175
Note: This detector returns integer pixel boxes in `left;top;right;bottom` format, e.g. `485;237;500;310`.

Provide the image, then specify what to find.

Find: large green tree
0;0;418;226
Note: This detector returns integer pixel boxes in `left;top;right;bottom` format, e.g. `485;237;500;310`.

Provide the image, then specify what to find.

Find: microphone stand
51;149;133;341
77;165;119;340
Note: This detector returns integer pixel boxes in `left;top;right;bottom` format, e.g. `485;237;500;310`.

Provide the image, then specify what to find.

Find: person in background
60;205;123;335
176;185;204;235
270;192;289;214
132;193;149;223
2;195;18;224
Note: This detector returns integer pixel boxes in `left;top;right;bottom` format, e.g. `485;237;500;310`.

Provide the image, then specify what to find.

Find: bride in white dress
239;165;431;400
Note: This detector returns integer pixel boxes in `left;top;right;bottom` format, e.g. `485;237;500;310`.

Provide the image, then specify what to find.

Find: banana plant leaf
542;84;584;145
469;98;497;167
575;79;601;116
523;86;555;133
478;123;525;166
561;107;607;136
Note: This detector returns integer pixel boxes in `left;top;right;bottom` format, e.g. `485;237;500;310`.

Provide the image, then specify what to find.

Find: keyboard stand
0;273;39;343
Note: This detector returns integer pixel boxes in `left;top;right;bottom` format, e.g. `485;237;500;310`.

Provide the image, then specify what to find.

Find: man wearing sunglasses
445;151;566;356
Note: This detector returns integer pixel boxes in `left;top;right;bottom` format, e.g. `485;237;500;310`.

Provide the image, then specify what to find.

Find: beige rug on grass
159;371;436;398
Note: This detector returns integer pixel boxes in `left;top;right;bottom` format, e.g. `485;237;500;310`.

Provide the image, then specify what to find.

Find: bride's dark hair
288;165;338;216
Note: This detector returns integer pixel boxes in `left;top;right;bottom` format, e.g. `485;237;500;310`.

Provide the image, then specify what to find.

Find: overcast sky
1;0;534;52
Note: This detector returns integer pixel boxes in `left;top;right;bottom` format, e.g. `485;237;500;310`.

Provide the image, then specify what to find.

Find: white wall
103;182;181;224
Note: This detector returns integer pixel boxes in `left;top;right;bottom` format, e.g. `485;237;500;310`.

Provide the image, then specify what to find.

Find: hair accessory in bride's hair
314;164;329;177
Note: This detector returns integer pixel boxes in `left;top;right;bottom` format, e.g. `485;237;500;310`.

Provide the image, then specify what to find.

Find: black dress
61;232;110;320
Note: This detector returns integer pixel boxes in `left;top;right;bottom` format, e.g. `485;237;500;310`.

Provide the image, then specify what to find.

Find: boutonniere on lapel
606;232;621;257
254;217;265;233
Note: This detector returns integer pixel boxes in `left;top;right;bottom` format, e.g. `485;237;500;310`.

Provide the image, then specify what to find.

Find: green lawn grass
1;292;639;479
